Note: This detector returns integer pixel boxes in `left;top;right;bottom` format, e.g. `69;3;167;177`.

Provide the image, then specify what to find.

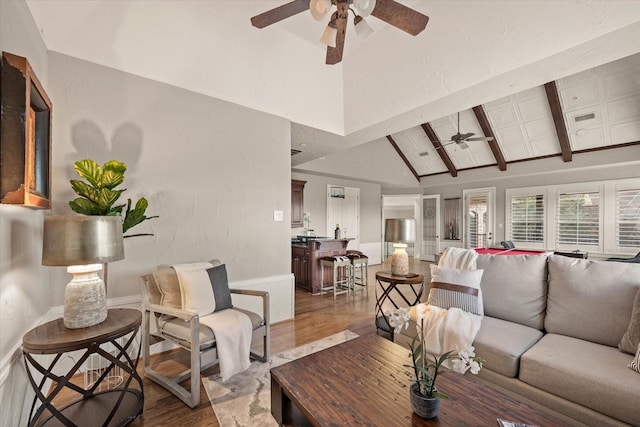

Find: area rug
203;330;359;427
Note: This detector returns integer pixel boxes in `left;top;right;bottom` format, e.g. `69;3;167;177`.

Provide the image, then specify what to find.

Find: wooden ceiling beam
386;135;420;182
420;123;458;177
472;105;507;171
544;81;572;162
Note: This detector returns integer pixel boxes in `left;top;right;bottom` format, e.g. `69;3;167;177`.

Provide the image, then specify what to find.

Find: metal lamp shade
42;215;124;329
384;218;415;243
43;216;124;266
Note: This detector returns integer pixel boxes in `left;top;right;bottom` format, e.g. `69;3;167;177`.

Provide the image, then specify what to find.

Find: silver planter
410;382;440;419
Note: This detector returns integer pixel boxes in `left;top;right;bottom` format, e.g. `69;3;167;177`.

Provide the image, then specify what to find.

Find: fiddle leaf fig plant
69;159;158;237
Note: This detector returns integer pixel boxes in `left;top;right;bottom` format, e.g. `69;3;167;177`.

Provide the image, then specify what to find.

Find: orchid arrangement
303;212;312;231
388;307;485;399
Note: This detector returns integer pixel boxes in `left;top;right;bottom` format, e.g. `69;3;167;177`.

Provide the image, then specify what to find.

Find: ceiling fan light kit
251;0;429;64
320;12;339;47
310;0;332;21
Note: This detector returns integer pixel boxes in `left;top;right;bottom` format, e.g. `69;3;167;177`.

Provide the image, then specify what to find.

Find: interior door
463;188;495;249
421;195;440;261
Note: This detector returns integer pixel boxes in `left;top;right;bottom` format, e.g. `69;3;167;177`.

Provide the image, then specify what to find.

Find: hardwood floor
134;257;432;426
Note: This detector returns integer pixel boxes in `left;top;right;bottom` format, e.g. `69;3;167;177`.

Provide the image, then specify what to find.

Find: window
617;189;640;248
556;192;600;246
510;195;544;243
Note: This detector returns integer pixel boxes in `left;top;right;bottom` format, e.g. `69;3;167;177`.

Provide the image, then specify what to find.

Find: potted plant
388;307;485;419
69;159;157;237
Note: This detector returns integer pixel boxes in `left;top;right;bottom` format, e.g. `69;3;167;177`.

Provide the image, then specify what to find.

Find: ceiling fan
435;112;494;150
250;0;429;65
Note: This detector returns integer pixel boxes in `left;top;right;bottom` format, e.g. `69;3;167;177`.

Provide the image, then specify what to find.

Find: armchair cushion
158;307;264;350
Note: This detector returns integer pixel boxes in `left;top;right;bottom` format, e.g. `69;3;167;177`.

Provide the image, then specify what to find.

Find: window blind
616;189;640;247
510;195;544;242
557;192;600;246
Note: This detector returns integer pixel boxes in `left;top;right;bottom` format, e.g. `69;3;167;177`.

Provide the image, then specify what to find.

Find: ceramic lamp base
390;244;409;276
64;264;107;329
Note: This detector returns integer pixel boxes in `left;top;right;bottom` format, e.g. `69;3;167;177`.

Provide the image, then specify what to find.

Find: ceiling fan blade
435;141;454;149
326;5;348;64
251;0;310;28
371;0;429;36
466;136;494;142
460;132;475;140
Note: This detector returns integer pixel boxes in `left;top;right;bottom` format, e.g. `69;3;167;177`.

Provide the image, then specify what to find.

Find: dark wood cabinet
291;180;306;227
291;238;350;293
1;52;52;208
292;246;309;288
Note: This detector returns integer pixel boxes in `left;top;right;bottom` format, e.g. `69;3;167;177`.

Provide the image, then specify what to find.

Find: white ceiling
24;0;640;178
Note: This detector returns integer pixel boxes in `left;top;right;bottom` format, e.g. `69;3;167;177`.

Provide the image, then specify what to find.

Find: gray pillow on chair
206;264;233;312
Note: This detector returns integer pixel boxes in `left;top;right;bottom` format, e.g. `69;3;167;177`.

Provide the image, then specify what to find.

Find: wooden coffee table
271;334;573;426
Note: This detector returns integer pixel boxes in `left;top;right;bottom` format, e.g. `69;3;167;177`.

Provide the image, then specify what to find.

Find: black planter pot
409;382;440;419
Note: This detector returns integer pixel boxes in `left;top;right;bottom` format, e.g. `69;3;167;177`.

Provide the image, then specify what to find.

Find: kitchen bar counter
291;237;351;294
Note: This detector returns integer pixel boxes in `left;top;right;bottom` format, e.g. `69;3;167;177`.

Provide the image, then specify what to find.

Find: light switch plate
274;210;284;222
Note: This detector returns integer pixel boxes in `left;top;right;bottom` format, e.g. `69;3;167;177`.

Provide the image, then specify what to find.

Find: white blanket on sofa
412;303;482;360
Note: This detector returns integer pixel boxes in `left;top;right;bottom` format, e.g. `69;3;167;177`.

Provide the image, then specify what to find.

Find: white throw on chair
139;259;269;408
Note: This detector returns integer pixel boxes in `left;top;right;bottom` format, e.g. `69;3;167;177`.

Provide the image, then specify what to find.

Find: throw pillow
427;265;484;316
619;288;640;354
153;265;182;309
206;264;233;312
174;262;216;316
629;342;640;374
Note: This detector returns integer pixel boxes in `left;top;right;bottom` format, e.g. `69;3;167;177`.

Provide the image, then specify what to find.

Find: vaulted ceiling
388;54;640;180
24;0;640;187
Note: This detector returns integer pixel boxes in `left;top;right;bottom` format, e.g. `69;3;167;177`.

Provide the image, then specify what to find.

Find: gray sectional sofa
396;254;640;426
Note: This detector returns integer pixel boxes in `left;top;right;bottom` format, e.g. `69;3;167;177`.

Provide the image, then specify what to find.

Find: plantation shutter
510;195;544;243
616;189;640;248
556;192;600;246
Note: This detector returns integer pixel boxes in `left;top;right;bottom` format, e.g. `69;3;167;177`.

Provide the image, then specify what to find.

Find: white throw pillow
428;265;484;316
173;262;216;316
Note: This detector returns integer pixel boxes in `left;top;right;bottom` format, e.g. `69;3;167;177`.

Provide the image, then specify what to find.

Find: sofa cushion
427;265;484;316
619;288;640;354
472;316;543;378
520;334;640;426
545;255;640;347
476;254;548;329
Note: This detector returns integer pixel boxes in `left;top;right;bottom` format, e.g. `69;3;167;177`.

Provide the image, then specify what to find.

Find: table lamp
42;215;124;329
384;218;415;276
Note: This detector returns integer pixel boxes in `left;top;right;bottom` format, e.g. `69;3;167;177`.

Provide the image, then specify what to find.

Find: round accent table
22;308;144;427
375;271;424;341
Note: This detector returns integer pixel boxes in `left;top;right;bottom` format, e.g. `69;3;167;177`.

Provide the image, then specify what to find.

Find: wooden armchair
139;259;269;408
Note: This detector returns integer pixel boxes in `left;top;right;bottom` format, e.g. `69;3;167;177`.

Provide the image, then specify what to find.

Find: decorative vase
410;382;440;419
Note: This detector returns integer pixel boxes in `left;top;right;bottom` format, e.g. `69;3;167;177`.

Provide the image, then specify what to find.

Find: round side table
375;271;424;341
22;308;144;427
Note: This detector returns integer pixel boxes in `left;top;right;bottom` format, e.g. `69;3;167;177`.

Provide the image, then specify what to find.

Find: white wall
47;52;292;303
0;1;53;425
1;1;294;423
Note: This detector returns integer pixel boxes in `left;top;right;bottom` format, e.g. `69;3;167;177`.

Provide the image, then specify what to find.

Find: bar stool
320;256;352;300
347;250;369;296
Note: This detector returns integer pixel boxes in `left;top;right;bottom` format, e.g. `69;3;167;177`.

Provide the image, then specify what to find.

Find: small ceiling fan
250;0;429;65
435;112;494;150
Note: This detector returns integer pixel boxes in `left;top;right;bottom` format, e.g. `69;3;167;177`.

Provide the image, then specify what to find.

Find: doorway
463;188;495;249
421;195;440;262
